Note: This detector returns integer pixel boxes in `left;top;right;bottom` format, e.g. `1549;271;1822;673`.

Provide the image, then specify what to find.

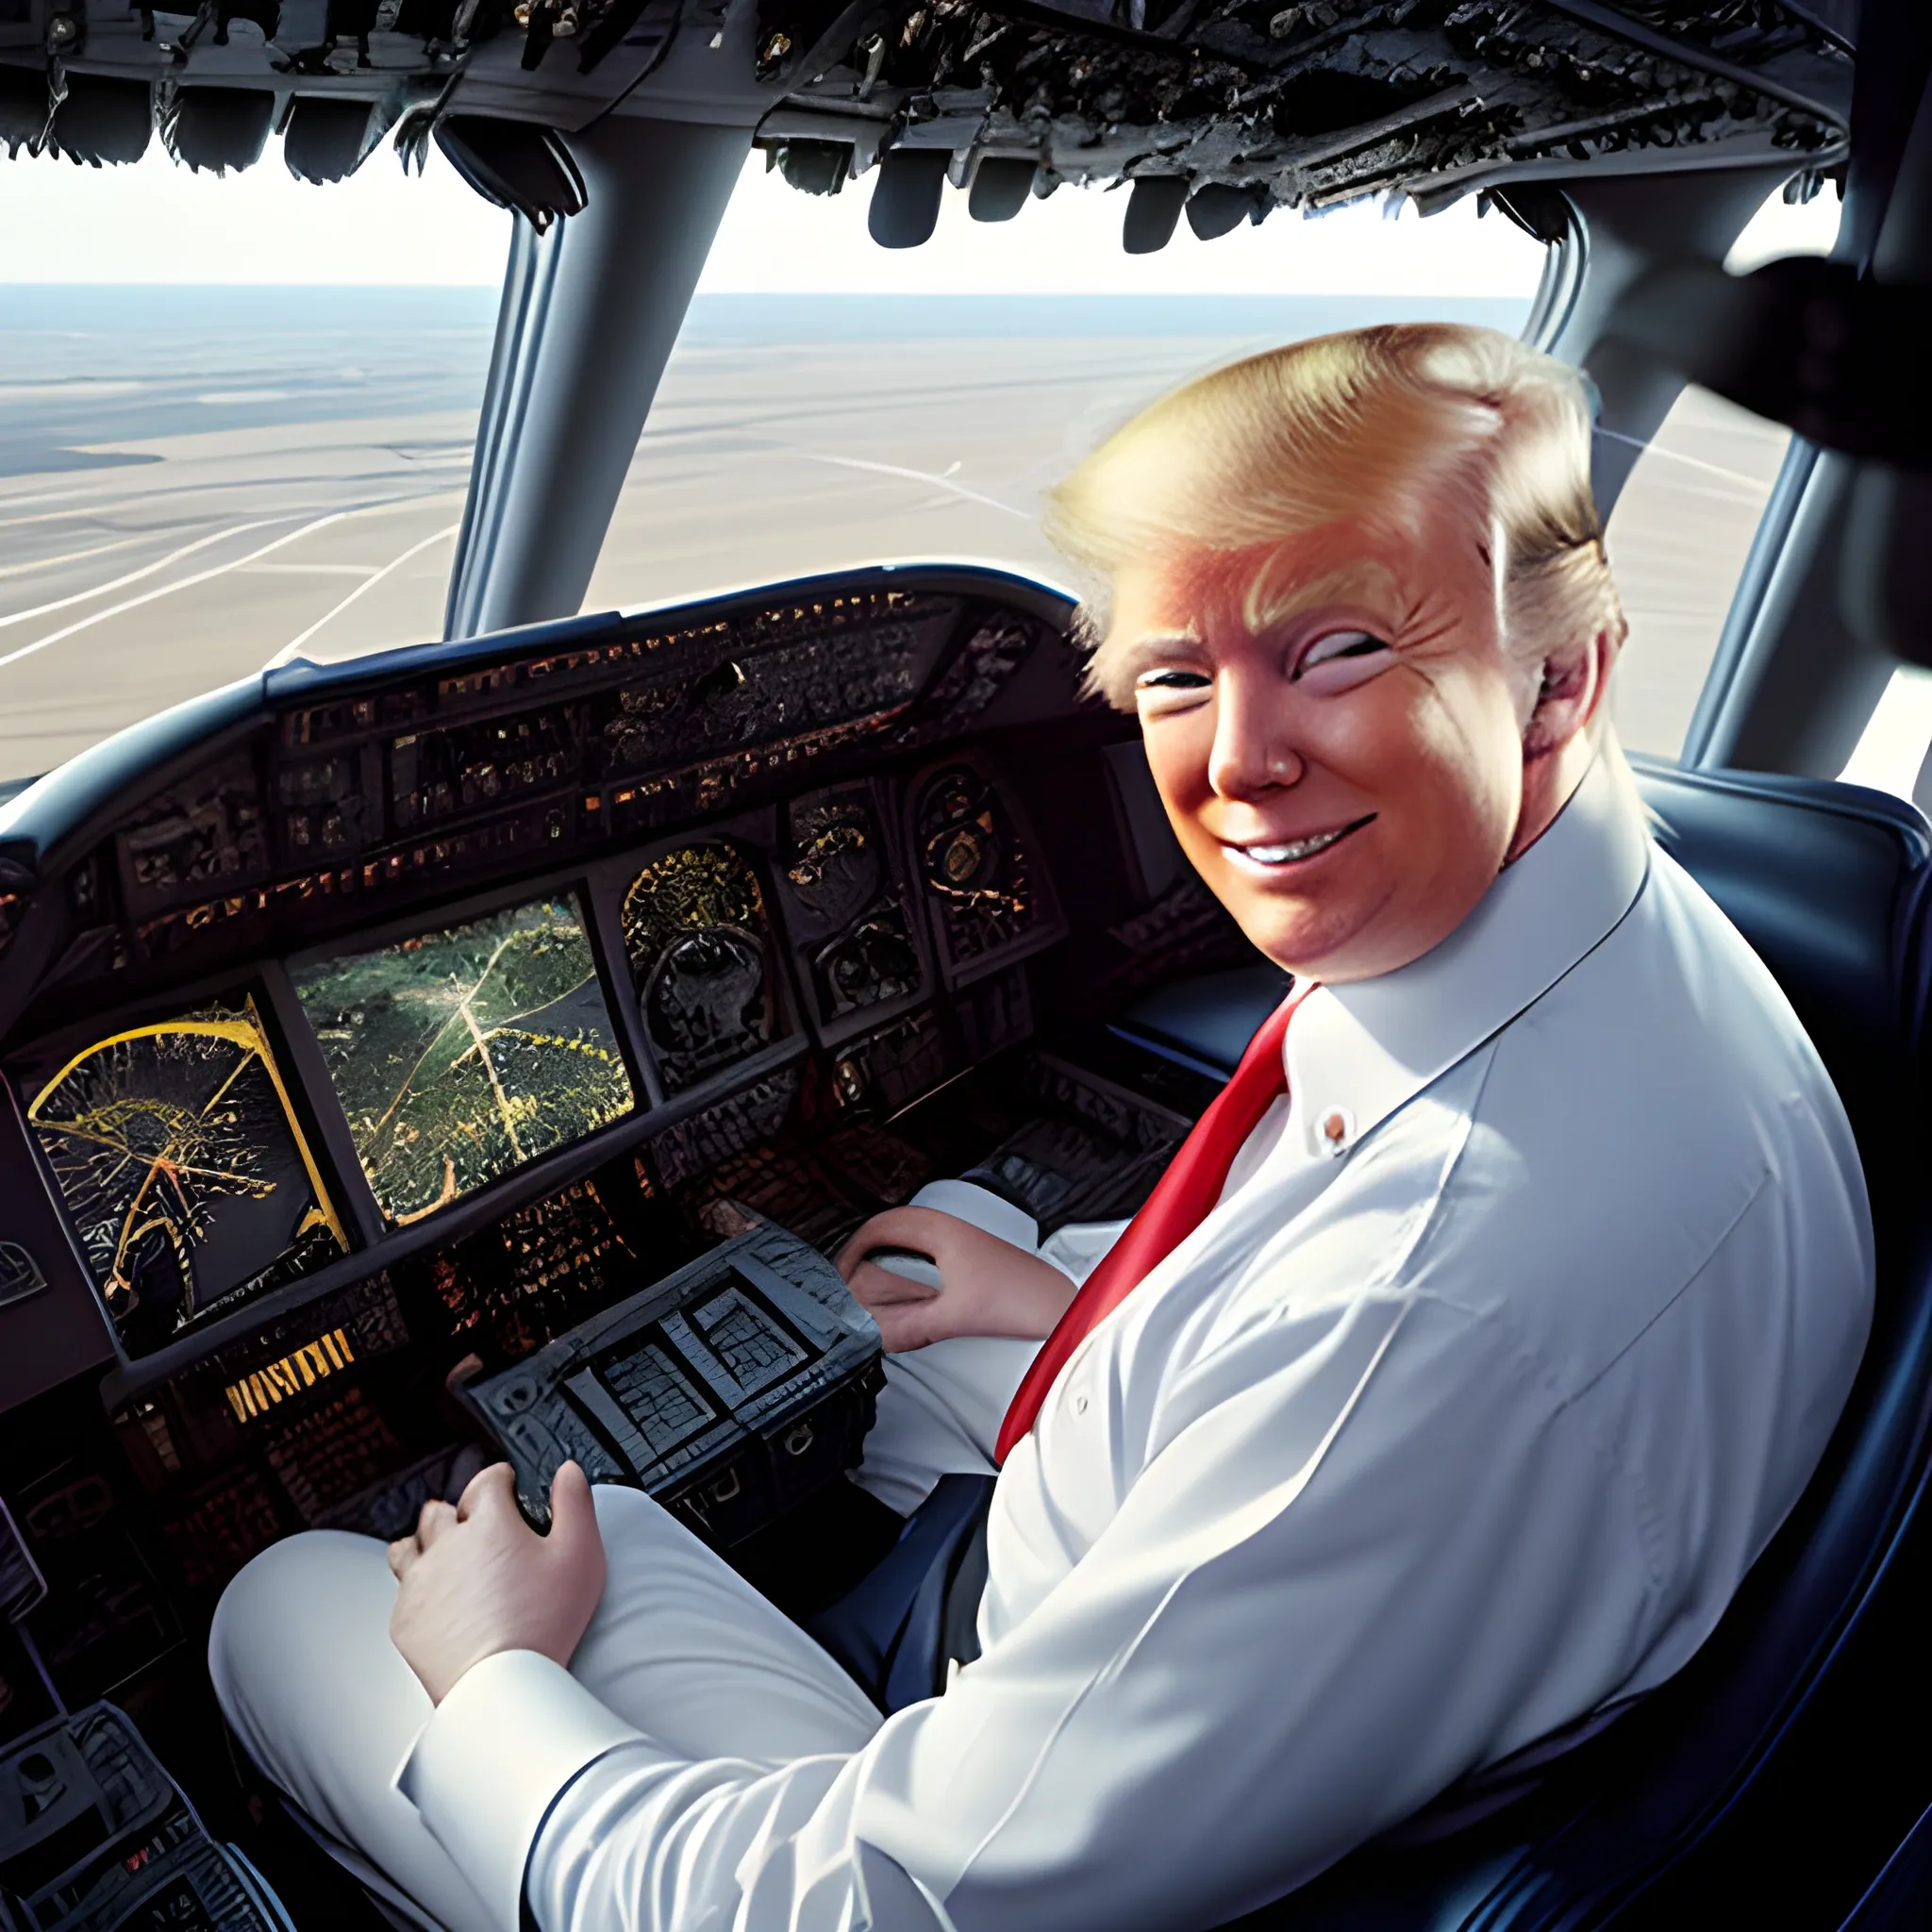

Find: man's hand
388;1460;606;1705
836;1207;1078;1352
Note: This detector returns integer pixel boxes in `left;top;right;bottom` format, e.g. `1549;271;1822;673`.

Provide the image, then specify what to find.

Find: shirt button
1074;1393;1090;1415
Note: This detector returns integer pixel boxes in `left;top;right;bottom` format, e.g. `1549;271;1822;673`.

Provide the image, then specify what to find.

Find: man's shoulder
1495;842;1846;1152
1413;850;1871;1391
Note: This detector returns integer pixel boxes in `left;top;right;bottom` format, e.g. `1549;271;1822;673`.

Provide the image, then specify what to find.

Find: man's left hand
836;1207;1077;1352
389;1460;607;1705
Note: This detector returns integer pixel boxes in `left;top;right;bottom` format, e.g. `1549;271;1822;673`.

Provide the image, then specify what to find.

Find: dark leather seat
1116;758;1932;1928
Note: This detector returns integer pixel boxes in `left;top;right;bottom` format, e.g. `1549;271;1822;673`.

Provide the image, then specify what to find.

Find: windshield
0;142;1542;790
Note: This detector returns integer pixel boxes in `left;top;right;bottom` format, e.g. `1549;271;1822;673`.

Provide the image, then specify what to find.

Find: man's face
1110;502;1533;984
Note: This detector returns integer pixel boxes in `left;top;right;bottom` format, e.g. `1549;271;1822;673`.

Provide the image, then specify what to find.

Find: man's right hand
836;1207;1078;1352
388;1461;606;1705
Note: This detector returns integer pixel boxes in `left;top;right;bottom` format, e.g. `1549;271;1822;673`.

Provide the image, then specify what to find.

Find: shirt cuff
395;1650;651;1931
1038;1217;1129;1286
908;1179;1039;1251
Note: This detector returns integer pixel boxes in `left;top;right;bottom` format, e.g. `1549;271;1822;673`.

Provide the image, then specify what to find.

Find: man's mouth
1221;815;1374;873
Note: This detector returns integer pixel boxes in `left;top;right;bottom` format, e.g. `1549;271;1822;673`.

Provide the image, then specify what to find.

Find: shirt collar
1285;748;1653;1160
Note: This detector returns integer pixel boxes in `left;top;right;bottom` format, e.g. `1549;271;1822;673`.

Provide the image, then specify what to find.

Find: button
1074;1393;1089;1415
1315;1106;1355;1158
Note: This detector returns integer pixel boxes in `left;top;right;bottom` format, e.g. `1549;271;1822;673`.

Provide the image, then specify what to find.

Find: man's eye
1293;631;1390;679
1135;669;1211;691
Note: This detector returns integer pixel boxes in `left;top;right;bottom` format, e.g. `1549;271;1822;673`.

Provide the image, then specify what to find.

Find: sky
4;135;1536;294
0;128;1838;293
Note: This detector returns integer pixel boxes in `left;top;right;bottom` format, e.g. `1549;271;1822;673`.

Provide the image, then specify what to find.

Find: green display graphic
294;896;634;1225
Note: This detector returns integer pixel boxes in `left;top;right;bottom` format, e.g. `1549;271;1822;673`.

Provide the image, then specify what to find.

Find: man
210;325;1873;1932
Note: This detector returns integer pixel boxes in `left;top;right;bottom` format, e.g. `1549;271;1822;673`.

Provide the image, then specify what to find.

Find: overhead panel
3;0;1849;226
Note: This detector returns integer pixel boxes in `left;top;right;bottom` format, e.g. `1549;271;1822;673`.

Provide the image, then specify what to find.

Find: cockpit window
0;143;1539;789
1606;181;1842;763
1840;666;1932;808
0;144;506;789
1607;383;1794;761
582;161;1541;617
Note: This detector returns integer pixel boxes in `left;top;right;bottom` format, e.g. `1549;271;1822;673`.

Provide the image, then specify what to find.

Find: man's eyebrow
1084;627;1205;709
1112;631;1204;671
1244;559;1402;632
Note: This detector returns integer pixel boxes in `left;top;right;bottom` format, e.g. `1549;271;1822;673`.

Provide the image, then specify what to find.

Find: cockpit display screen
19;996;346;1357
292;893;633;1226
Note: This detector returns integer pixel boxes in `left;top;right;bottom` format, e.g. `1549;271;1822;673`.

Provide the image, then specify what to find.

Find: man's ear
1523;625;1616;762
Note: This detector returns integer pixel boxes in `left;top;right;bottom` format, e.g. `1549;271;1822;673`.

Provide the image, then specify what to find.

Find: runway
0;288;1778;788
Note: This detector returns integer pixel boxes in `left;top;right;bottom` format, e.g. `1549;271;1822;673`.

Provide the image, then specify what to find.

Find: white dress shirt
394;748;1874;1932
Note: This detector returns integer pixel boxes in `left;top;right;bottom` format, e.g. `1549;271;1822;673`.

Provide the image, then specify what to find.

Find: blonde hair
1046;324;1626;709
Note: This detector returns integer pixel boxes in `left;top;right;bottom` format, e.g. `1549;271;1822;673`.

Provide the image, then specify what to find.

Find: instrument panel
0;570;1079;1382
6;753;1064;1377
14;997;350;1358
0;579;1042;998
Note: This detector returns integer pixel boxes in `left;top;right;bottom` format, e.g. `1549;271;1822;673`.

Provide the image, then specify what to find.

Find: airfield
0;289;1783;788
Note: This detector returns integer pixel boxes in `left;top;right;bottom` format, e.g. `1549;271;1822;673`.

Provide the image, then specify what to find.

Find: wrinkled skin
1110;505;1607;985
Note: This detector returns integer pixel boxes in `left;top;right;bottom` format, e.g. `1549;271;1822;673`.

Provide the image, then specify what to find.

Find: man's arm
841;1198;1133;1514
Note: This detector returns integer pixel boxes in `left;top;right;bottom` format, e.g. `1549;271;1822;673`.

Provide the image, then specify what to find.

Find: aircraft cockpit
7;0;1932;1924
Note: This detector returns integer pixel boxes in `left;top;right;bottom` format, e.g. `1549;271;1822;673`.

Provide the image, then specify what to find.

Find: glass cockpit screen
292;893;634;1225
21;996;346;1356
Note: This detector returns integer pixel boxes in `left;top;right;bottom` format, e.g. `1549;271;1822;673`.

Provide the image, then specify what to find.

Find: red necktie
994;984;1315;1462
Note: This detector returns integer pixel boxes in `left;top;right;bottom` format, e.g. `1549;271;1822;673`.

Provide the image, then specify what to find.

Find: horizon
0;144;1839;293
0;143;1547;294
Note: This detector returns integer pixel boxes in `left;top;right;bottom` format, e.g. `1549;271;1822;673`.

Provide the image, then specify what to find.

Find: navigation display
292;894;634;1225
21;996;346;1355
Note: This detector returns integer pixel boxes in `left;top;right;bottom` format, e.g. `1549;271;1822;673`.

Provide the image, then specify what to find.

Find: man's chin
1218;873;1429;983
1189;846;1398;979
1228;902;1362;982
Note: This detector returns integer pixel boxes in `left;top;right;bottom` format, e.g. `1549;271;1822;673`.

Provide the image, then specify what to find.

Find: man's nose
1207;676;1304;801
